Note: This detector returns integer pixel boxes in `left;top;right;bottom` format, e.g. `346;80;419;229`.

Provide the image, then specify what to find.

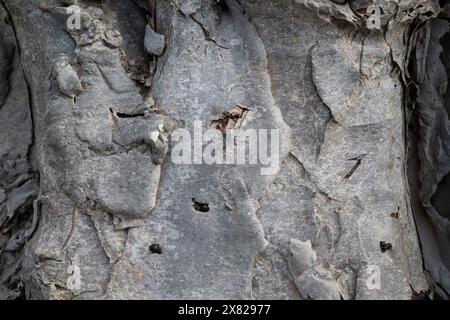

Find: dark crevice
0;44;13;109
0;0;38;171
342;155;366;181
379;241;393;253
115;112;146;119
0;0;39;300
431;171;450;220
192;198;210;213
190;13;230;49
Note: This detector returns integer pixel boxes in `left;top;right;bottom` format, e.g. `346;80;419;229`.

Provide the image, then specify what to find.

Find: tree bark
0;0;448;300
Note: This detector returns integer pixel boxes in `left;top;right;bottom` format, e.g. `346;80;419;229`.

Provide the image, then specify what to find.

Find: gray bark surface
0;0;448;300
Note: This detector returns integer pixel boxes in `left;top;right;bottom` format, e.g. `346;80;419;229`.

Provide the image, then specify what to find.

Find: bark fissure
0;0;448;300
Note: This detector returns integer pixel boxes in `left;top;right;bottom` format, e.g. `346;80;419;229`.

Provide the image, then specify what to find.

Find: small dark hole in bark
380;241;392;252
192;198;210;212
149;244;162;254
390;212;399;219
116;112;145;118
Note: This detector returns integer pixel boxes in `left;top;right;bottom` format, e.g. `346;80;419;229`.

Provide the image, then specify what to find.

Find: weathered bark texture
0;0;449;300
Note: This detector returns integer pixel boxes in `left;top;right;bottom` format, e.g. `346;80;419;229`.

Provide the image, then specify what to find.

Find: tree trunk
0;0;449;300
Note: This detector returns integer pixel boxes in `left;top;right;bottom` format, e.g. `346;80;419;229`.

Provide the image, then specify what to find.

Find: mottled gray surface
0;3;37;299
0;0;448;300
